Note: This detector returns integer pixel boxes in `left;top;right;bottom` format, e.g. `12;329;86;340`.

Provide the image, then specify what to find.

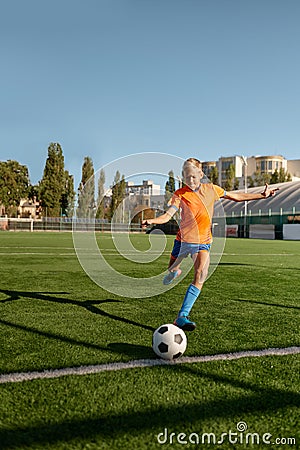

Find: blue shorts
171;239;211;259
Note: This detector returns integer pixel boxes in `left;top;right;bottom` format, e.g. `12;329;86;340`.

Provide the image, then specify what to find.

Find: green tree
164;170;176;209
0;160;30;216
61;171;75;217
253;170;263;187
253;170;270;187
224;164;235;191
270;168;292;184
233;178;240;190
278;167;286;183
77;157;95;218
270;169;279;184
262;172;271;185
39;143;66;217
247;176;255;188
28;184;40;202
96;169;106;219
208;166;219;184
110;171;126;221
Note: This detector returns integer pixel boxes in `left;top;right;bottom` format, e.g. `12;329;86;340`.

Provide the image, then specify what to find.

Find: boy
142;158;279;331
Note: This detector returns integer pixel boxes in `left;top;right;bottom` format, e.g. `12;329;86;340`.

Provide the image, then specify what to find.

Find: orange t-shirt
169;184;225;244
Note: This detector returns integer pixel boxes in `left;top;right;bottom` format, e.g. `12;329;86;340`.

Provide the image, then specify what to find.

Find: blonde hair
182;158;202;173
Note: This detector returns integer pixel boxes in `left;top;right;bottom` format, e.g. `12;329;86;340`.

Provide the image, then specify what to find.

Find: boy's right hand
141;220;151;229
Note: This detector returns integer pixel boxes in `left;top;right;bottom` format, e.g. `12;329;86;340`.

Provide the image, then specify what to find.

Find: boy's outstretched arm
224;183;279;202
141;206;177;228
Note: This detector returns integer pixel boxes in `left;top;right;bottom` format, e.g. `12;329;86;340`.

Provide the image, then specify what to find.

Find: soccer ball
152;324;187;360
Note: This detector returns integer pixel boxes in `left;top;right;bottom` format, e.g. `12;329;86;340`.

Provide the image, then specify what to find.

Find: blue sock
178;284;201;317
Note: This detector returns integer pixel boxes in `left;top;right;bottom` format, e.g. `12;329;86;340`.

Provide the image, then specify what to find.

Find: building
125;180;164;213
217;156;244;187
18;197;41;218
202;161;217;179
255;155;287;175
0;197;41;219
101;180;165;222
202;155;300;189
125;180;161;196
287;159;300;181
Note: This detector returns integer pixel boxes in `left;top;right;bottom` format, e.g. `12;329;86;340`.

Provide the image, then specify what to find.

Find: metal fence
1;212;299;239
0;217;143;233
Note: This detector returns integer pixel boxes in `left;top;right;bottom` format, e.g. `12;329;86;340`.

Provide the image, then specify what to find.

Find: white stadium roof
221;181;300;216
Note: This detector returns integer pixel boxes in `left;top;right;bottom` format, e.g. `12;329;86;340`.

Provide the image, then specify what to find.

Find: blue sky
1;0;299;188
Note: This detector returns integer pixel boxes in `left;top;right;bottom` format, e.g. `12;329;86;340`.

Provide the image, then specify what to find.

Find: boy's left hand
261;183;279;198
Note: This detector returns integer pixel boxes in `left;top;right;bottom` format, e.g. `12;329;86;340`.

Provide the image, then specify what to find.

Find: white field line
0;252;297;257
0;252;76;256
0;246;76;249
0;346;299;385
222;253;297;256
0;245;297;257
0;252;77;256
0;247;298;256
0;252;165;256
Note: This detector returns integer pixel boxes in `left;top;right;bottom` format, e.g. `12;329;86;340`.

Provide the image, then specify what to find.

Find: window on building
260;161;266;171
222;161;233;171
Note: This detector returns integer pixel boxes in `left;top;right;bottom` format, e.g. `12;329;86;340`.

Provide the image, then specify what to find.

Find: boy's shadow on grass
0;289;155;332
108;343;152;359
0;289;155;360
232;297;300;310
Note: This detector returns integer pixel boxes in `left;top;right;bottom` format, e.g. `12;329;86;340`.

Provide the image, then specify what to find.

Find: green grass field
0;232;299;449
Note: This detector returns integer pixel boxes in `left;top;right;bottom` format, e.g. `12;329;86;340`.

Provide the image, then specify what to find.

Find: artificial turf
0;232;299;449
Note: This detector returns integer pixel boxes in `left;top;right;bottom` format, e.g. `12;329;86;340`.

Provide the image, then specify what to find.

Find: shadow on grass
217;262;256;266
232;298;300;310
108;342;152;359
0;289;155;369
1;291;298;448
0;363;299;449
0;289;155;331
0;318;153;363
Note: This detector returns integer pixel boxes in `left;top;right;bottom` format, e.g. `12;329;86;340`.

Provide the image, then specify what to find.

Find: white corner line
0;346;299;384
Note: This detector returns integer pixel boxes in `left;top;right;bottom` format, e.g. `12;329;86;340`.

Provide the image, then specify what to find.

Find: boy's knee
195;268;208;283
